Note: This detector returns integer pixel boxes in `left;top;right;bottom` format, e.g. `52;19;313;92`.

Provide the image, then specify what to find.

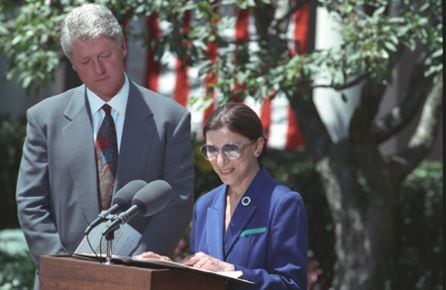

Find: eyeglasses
200;141;256;161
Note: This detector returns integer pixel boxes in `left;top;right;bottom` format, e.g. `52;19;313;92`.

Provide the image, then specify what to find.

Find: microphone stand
104;229;114;265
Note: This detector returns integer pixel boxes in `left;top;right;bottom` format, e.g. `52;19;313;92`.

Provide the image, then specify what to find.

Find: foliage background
0;117;442;290
0;0;442;289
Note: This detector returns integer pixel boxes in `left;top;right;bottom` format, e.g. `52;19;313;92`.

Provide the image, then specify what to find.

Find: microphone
102;179;173;237
84;180;147;235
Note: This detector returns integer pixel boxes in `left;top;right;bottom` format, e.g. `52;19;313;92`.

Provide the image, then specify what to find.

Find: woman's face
204;126;263;191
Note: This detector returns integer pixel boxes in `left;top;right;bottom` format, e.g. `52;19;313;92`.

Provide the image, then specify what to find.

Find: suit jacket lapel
206;187;226;260
223;168;271;258
63;86;99;223
115;82;154;188
224;198;257;258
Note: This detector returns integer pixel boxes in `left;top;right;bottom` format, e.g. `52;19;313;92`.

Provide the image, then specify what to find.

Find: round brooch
241;196;251;206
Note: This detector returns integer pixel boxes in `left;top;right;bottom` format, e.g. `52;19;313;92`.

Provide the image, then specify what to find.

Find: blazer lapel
115;82;154;188
206;187;226;260
223;197;257;258
63;86;99;223
223;168;271;258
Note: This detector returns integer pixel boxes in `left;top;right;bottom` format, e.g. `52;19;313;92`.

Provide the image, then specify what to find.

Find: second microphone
102;179;173;237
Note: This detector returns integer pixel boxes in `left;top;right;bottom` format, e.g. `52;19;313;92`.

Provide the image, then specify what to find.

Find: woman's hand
182;252;234;272
134;251;171;261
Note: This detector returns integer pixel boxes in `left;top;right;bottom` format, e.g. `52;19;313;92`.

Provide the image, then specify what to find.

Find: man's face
71;37;127;101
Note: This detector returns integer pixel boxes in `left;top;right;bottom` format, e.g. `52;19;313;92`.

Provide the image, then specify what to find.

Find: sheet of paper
73;253;253;285
131;256;250;283
75;220;141;257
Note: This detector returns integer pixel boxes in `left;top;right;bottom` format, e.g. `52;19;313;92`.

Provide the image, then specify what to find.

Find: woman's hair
61;4;123;60
203;102;267;159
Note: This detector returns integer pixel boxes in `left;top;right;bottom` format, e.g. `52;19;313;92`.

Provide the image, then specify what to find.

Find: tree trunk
289;93;398;290
314;140;397;290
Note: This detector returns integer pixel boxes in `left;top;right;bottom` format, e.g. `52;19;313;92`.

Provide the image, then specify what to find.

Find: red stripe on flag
202;40;218;129
292;4;310;55
201;6;221;127
145;14;162;91
235;9;249;42
285;105;305;149
283;3;310;148
233;9;249;102
173;11;191;106
259;98;272;142
173;59;189;106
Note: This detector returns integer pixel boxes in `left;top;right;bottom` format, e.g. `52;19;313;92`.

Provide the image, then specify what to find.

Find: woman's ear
254;137;265;156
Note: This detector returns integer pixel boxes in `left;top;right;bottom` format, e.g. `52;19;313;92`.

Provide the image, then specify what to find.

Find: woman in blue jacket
184;102;308;290
139;102;307;289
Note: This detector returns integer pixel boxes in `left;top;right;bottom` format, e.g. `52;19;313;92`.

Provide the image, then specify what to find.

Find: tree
0;1;442;289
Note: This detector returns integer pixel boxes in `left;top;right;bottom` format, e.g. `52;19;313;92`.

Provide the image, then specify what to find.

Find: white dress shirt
86;74;129;152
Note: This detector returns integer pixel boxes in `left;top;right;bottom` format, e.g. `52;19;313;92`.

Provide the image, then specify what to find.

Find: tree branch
273;0;313;31
313;74;369;90
287;90;333;162
349;79;386;143
388;73;443;186
371;59;432;144
252;2;275;42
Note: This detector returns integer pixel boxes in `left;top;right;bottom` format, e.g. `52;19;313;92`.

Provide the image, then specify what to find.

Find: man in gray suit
16;3;194;288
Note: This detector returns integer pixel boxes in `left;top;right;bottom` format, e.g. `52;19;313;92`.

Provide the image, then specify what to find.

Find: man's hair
61;3;123;60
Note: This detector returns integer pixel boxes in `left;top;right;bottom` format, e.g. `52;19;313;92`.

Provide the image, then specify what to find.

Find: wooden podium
39;255;229;290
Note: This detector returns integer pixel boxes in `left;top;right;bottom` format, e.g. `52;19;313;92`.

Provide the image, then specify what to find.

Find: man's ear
121;40;127;58
71;63;78;73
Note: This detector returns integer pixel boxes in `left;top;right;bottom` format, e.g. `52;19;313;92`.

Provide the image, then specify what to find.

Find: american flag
142;5;311;150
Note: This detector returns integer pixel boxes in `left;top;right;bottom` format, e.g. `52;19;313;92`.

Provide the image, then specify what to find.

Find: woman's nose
215;150;228;165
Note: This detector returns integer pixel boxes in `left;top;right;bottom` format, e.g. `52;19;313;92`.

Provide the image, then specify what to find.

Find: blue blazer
190;167;307;290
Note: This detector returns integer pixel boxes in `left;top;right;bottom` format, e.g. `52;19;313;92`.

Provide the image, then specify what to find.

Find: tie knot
102;104;112;115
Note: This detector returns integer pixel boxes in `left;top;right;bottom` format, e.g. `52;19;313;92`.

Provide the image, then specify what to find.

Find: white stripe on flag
268;94;289;149
188;65;206;140
157;51;176;98
135;5;310;150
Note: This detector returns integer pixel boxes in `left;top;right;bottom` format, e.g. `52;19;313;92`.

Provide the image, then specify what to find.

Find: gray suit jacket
16;81;194;269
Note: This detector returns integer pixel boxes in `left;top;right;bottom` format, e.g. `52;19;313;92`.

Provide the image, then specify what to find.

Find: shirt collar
86;74;129;115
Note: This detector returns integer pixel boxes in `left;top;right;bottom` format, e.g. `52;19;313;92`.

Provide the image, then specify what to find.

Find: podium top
72;253;254;285
40;255;234;290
